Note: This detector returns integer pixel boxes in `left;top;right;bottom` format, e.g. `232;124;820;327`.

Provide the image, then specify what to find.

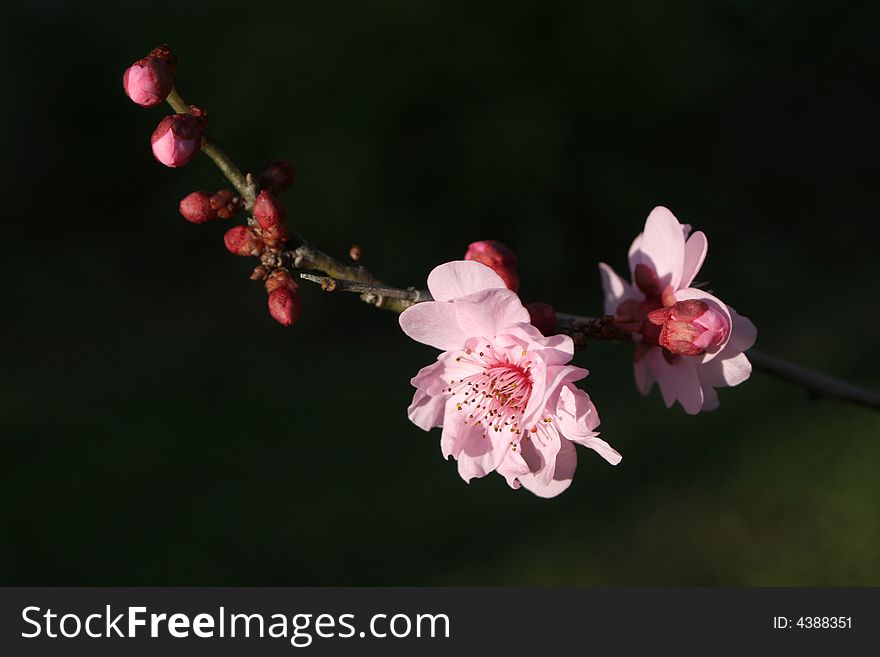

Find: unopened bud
252;190;286;229
644;300;730;356
179;191;217;224
223;225;264;256
464;240;519;291
250;265;270;281
268;287;302;326
122;45;176;108
526;302;557;336
257;160;295;193
150;109;206;168
210;189;240;219
260;223;290;249
265;269;299;294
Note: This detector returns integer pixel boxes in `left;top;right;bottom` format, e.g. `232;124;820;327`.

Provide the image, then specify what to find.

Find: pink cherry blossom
599;206;757;414
400;260;620;498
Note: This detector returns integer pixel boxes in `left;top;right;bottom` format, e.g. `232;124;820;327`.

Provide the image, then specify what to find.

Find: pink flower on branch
400;261;620;498
599;206;757;414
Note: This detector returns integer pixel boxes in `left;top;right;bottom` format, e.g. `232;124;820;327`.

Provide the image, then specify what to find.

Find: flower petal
598;262;633;315
453;288;529;339
629;206;686;290
518;438;577;498
577;435;622;465
633;358;655;395
647;348;705;414
680;230;708;288
407;389;447;431
399;301;468;351
456;430;512;483
555;384;600;438
724;307;757;355
427;260;507;302
699;352;753;388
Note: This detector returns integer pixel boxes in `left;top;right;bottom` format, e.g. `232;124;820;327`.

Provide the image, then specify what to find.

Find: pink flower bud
464;240;519;291
210;189;240;219
265;269;299;294
257;160;295;193
268;287;302;326
526;302;557;336
150;110;206;168
179;191;217;224
223;225;264;256
252;190;286;229
645;300;730;356
122;45;177;108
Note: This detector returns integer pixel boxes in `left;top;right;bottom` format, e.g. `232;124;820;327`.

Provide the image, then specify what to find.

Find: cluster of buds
123;45;300;327
464;240;557;336
179;189;240;224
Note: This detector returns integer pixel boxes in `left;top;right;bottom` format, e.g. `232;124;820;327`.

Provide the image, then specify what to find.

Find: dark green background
3;0;878;584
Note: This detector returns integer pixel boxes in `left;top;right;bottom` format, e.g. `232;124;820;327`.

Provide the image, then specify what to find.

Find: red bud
464;240;519;291
268;287;301;326
265;269;299;294
150;111;205;168
252;190;286;229
526;302;557;336
223;226;264;256
257;160;295;193
210;189;240;219
260;223;290;249
122;45;176;108
179;191;217;224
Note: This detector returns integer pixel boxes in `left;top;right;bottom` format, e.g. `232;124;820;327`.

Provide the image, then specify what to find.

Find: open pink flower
599;206;757;414
400;260;620;498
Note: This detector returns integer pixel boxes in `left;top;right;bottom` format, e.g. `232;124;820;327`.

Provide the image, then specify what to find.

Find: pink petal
426;260;506;302
440;401;476;459
399;301;468;351
496;449;530;489
629;206;686;290
453;287;529;339
724;308;757;355
680;230;708;289
578;435;622;465
407;389;446;430
456;430;511;483
523;364;587;427
699;352;753;388
518;438;577;498
555;385;600;438
598;262;633;315
647;348;705;414
633;358;654;395
701;385;720;411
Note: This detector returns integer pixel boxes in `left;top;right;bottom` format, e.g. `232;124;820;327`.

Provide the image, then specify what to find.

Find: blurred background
2;0;878;585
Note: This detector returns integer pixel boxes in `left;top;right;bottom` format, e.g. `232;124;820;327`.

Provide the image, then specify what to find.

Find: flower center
447;345;534;436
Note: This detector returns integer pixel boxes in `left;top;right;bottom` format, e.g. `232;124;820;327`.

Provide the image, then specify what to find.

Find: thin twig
163;89;880;413
745;349;880;411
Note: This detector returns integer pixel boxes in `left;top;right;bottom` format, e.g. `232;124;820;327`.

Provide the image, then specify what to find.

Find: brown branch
291;275;880;411
745;349;880;411
162;88;880;413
